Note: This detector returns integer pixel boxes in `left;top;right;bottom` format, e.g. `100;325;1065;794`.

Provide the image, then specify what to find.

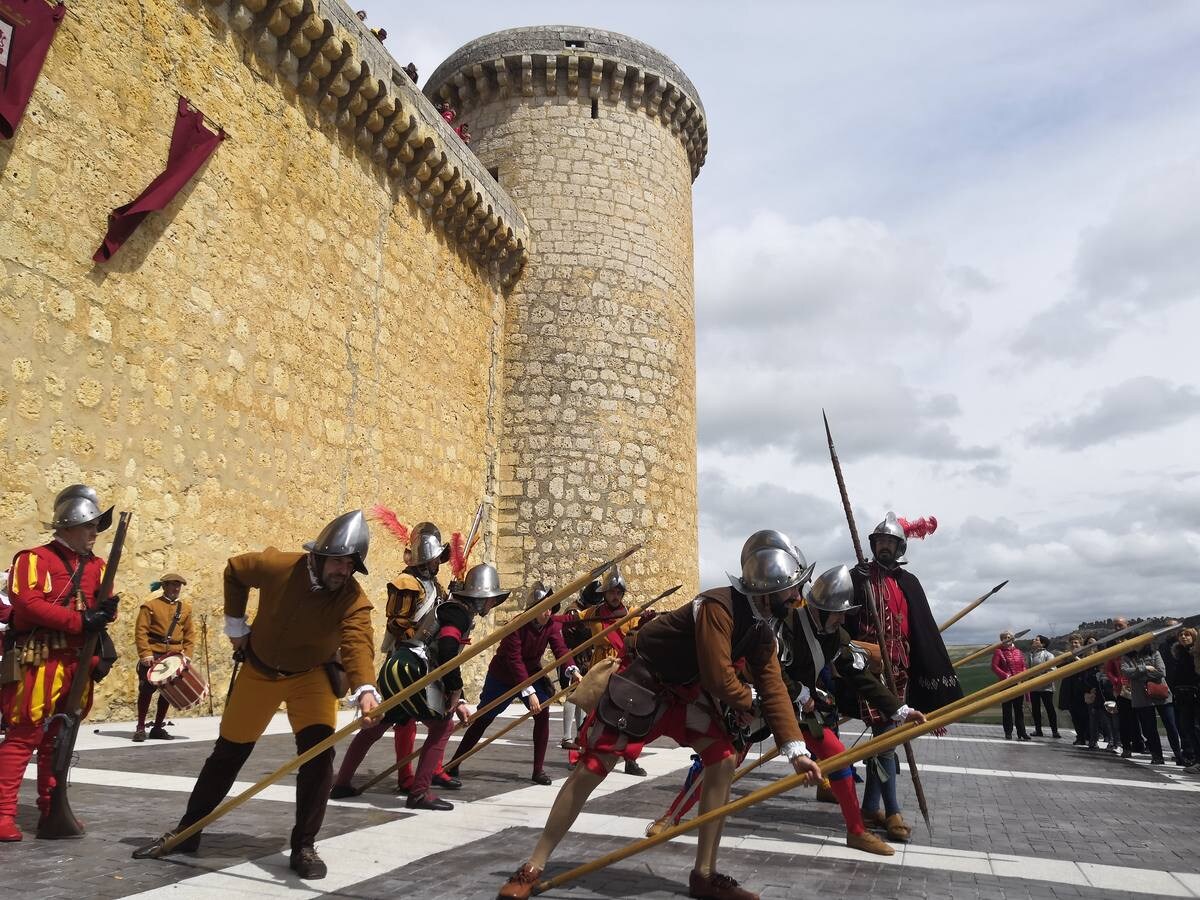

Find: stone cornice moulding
426;50;708;181
191;0;529;288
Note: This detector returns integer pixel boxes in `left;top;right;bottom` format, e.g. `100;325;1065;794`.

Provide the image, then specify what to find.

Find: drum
147;653;210;710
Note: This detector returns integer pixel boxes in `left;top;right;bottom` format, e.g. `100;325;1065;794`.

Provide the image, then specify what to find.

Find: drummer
133;573;195;741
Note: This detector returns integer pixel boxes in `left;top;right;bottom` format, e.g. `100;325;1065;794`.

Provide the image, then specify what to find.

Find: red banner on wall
0;0;66;140
93;96;225;263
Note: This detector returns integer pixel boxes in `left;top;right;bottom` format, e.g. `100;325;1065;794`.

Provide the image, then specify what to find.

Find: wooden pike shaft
535;626;1165;894
937;580;1008;633
952;629;1030;669
357;585;677;794
138;544;641;858
450;683;575;770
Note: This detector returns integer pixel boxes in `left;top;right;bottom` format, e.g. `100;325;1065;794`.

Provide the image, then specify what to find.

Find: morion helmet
304;510;370;575
407;521;452;566
48;484;113;532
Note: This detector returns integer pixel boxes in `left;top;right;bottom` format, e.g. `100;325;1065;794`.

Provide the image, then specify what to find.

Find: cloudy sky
364;1;1200;642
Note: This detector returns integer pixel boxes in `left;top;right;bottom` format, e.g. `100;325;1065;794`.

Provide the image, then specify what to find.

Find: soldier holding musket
136;510;379;879
0;485;120;842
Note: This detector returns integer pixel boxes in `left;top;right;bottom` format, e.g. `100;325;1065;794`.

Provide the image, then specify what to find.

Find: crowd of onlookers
990;619;1200;773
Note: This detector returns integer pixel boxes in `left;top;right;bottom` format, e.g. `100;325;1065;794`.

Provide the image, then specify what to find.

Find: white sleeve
224;615;251;638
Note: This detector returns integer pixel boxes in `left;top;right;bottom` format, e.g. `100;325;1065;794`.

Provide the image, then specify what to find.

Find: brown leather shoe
885;813;912;842
289;846;327;879
688;869;759;900
497;862;543;899
861;809;886;827
846;830;895;856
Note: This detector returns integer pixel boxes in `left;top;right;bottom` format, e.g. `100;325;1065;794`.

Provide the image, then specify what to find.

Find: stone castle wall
0;0;531;718
427;29;704;604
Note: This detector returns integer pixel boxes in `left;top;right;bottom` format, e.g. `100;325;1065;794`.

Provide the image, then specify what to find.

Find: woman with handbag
1121;646;1184;765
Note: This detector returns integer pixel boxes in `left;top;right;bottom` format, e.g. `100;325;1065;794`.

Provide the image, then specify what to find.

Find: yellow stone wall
0;0;522;718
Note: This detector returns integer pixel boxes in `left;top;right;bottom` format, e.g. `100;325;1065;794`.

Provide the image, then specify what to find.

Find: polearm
134;543;641;859
199;614;214;716
736;619;1142;783
448;682;576;770
736;574;997;784
952;629;1030;669
822;410;933;837
536;624;1178;893
356;583;680;794
938;581;1008;633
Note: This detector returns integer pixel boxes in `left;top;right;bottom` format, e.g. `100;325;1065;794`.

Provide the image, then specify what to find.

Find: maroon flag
0;0;65;140
93;96;224;262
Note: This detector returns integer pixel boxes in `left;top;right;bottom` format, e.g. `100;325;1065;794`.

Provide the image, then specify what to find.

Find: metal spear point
938;580;1009;633
823;409;934;839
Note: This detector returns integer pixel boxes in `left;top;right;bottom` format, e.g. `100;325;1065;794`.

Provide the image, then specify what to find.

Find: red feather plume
450;531;467;581
371;505;410;545
898;516;938;540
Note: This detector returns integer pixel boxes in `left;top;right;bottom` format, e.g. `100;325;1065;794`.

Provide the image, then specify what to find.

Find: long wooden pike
355;583;681;794
535;624;1178;894
938;580;1008;633
133;543;642;859
822;410;934;838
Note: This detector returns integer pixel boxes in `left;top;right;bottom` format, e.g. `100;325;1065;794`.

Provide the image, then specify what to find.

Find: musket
38;510;131;839
938;580;1008;633
822;410;933;838
200;614;214;715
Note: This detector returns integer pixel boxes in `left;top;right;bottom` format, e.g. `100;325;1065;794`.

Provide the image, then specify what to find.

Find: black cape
846;564;964;713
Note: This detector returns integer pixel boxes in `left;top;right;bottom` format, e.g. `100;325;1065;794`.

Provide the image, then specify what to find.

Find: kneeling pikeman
379;563;511;810
497;543;822;900
0;485;119;842
133;573;194;741
136;510;379;879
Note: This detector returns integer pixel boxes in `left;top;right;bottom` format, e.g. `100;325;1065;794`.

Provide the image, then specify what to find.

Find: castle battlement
193;0;529;286
426;26;708;181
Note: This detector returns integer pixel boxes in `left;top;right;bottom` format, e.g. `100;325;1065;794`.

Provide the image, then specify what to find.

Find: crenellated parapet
191;0;529;286
424;26;708;181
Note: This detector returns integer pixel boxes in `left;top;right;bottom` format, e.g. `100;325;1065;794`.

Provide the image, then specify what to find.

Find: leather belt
245;643;310;679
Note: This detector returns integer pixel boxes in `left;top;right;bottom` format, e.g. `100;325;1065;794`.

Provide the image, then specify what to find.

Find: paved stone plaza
4;709;1198;899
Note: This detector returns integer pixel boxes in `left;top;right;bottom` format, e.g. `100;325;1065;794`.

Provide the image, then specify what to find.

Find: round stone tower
427;26;707;597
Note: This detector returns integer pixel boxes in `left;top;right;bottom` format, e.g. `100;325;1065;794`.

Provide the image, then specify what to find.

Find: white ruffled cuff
565;665;581;679
781;739;810;760
349;684;382;705
520;685;536;698
224;615;250;638
891;704;914;723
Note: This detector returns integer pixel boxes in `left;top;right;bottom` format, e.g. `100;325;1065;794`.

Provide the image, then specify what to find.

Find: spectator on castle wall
404;62;419;83
455;122;471;144
992;631;1030;741
1028;635;1060;738
438;101;456;125
1168;627;1199;770
371;27;387;42
1121;645;1185;766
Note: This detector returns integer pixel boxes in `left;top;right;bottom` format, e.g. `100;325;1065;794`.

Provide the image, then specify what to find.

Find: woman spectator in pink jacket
992;631;1031;741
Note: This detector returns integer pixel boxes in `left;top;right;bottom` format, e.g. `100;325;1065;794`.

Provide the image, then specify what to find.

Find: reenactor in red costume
0;485;119;842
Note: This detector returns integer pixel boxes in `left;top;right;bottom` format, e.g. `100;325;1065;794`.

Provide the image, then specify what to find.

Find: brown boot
861;809;886;827
846;830;895;856
688;869;759;900
885;813;912;842
497;862;543;899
